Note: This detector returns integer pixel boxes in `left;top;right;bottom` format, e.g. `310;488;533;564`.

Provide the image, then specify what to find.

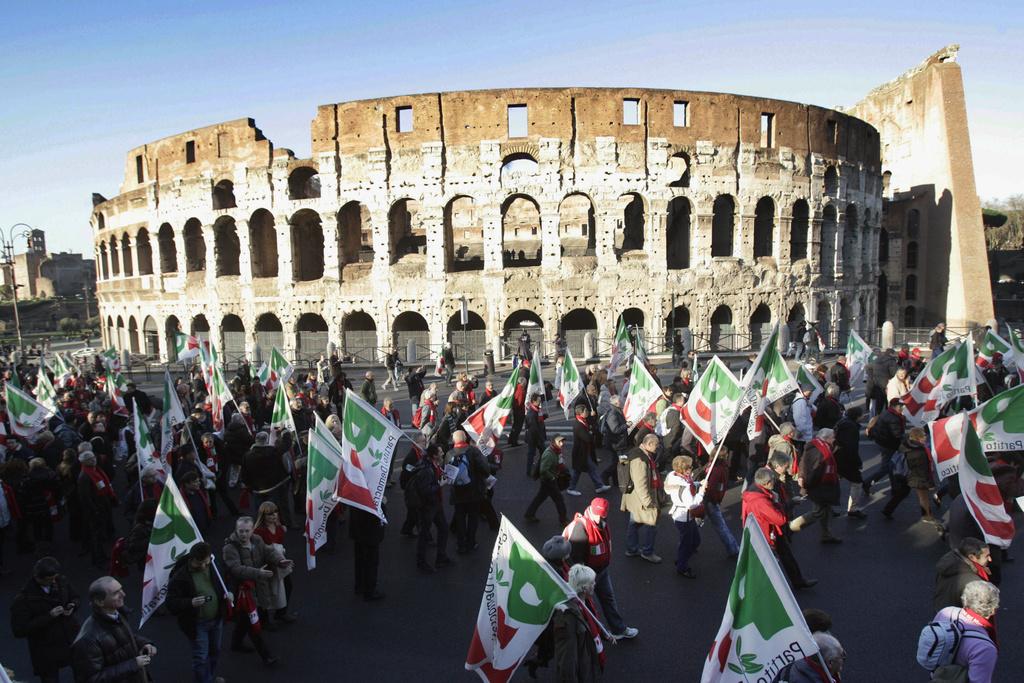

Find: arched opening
290;209;324;281
877;274;888;325
221;314;245;362
668;153;690;188
190;314;210;344
787;304;806;342
842;204;858;270
120;235;134;277
620;308;645;335
905;274;918;301
164;316;180;360
753;197;775;258
338;201;372;266
710;306;734;351
212;180;236;210
500;153;538;184
711;195;735;257
749;304;772;349
502;194;542;268
97;213;105;231
558;193;595;257
839;299;852;344
878;228;889;263
296;313;329;361
135;229;153;275
790;199;809;261
562;308;598;359
214;217;241;277
617;193;645;256
504;310;544;358
254;313;284;362
816;301;832;349
183;218;206;272
99;243;109;279
666;197;691;269
906;241;918;269
142;316;159;358
115;316;126;351
288;166;320;200
906;209;920;238
106;316;115;350
824;166;839;196
248;209;278;278
158;223;177;273
388;198;424;264
447;311;487;361
904;305;916;328
820;205;837;278
882;171;892;198
342;311;378;362
445;196;484;271
393;311;430;362
664;305;690;344
127;316;140;354
109;237;120;276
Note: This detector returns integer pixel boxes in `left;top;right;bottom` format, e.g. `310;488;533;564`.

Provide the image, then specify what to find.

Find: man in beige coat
620;434;664;563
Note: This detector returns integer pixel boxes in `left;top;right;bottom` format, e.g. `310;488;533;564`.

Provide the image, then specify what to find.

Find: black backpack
617;454;634;494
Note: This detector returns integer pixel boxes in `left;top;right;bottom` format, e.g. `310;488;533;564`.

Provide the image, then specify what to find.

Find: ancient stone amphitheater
92;87;884;366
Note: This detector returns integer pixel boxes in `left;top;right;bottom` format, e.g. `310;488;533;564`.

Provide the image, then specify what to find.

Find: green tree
58;317;80;338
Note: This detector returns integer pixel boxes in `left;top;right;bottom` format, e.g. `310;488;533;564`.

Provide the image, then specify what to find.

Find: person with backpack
410;444;452;573
524;435;568;527
934;537;992;612
881;427;939;525
921;580;999;682
448;431;495;554
862;397;907;497
791;428;842;544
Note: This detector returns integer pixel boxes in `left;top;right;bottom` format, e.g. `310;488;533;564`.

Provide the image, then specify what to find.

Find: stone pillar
583;332;595;360
779;214;792;264
647;205;667;273
321;212;341;281
809;216;822;273
202;224;216;289
540;210;560;273
371;209;391;275
881;320;895;349
595;210;617;269
422;205;445;278
157;325;169;363
236;219;253;284
126;235;140;278
276;214;294;292
694;213;713;266
174;229;187;276
737;210;754;262
482;205;503;272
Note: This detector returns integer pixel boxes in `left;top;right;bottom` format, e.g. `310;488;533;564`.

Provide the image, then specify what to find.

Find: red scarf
202;444;218;474
551;442;562;455
82;465;116;499
964;608;999;648
647;454;662;489
970;559;991;581
578;596;606;668
803;656;836;682
575;415;589;428
235;581;261;635
808;438;838;484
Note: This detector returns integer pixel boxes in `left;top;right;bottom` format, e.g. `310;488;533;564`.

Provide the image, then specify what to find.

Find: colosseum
91;47;991;366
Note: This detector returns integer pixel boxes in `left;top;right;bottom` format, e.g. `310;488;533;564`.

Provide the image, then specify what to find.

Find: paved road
1;370;1021;681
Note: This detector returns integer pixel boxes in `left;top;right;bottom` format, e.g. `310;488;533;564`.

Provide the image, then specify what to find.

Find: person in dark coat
524;393;548;478
660;393;687;462
240;430;294;526
792;428;842;543
929;322;948;356
409;445;451;573
76;451;117;568
71;576;156;683
223;412;254;487
349;505;386;601
863;397;906;495
828;357;851;393
933;537;992;612
552;565;602;682
405;366;427;410
508;376;527;446
525;436;569;526
881;427;939;525
448;431;496;554
19;457;61;544
812;383;843;430
833;406;866;518
120;499;157;574
10;557;81;682
166;542;232;683
567;405;608;496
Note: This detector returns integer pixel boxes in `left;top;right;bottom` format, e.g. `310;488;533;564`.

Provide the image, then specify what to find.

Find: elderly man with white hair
931;580;999;682
552;565;602;681
775;631;846;682
791;428;842;544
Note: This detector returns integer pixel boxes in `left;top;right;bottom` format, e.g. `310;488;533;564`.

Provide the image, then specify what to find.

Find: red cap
589;498;610;517
910;348;922;359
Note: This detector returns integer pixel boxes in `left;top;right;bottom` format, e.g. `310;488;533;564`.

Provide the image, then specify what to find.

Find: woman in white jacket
664;455;705;579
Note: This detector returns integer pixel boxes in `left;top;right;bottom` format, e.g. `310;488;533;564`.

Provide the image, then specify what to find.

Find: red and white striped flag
681;356;742;453
959;421;1015;548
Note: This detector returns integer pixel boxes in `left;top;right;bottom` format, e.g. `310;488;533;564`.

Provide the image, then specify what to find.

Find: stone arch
99;242;109;279
158;223;177;273
96;212;105;231
500;153;538;184
338;201;372;266
447;311;487;361
617;192;645;256
248;209;278;278
106;315;115;349
221;314;245;361
288;166;320;200
790;199;809;261
445;196;484;271
109;237;120;276
666;197;691;269
620;307;645;332
504;309;544;357
754;196;775;258
787;303;806;341
559;193;595;256
502;194;542;268
839;299;852;344
135;228;153;275
816;300;833;348
127;316;140;354
882;170;892;198
710;305;734;351
388;198;424;264
711;194;735;257
296;313;329;360
254;313;284;362
120;234;134;277
290;209;324;281
214;216;241;277
183;218;205;272
212;179;236;210
190;314;211;347
115;316;125;351
665;305;690;342
393;311;430;362
820;205;837;278
824;165;839;196
668;152;690;188
749;304;772;349
142;315;159;357
342;311;378;361
164;315;181;357
842;203;858;269
905;274;918;301
562;308;598;359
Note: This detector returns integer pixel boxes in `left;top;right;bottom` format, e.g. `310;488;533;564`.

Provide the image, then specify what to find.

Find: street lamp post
1;223;34;362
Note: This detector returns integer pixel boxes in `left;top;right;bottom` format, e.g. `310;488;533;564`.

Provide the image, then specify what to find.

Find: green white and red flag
306;415;342;570
927;411;977;480
270;347;294;386
702;516;826;682
100;347;120;373
465;366;522;455
270;384;297;436
977;329;1014;370
160;370;187;460
795;363;823;405
682;356;743;453
140;475;203;627
525;350;544;401
608;317;632;377
959;421;1015;548
174;333;201;362
335;389;406;522
845;329;871;387
5;383;55;437
904;338;976;426
106;370;129;416
134;404;167;481
557;348;582;420
34;369;59;414
634;327;649;366
739;323;798;438
974;382;1024;453
209;362;233;432
1009;328;1024;382
622;361;662;429
465;516;576;682
47;352;75;388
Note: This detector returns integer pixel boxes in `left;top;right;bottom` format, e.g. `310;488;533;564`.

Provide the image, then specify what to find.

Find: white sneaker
596;485;612;493
614;627;639;639
566;489;582;497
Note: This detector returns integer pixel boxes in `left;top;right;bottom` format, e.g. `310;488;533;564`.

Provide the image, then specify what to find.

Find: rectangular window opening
135;155;144;184
185;140;196;164
623;98;640;125
673;101;689;127
760;113;775;148
396;106;413;133
216;133;228;158
508;104;528;138
827;119;838;145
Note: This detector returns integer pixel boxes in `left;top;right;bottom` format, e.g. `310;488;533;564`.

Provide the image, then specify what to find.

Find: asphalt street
1;367;1021;682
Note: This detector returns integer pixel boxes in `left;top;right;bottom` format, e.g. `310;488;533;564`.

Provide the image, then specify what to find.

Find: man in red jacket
742;468;816;589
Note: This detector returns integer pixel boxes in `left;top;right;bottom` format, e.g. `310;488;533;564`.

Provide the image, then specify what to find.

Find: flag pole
576;597;614;640
700;440;727;487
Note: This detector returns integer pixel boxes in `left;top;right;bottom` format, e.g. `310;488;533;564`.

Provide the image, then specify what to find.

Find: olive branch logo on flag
335;389;406;522
306;415;342;570
140;476;203;627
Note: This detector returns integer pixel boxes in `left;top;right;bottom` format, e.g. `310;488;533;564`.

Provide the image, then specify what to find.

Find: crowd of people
0;322;1020;681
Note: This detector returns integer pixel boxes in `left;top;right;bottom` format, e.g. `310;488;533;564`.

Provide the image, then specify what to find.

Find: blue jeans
626;514;657;556
674;519;702;572
525;442;538;478
705;501;739;556
192;617;222;683
594;566;627;634
865;447;896;487
569;460;602;490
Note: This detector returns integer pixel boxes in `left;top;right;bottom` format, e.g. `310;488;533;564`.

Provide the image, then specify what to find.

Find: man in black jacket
241;430;295;525
933;537;992;612
71;576;156;683
166;542;232;683
405;366;427;410
862;398;906;496
524;393;547;478
448;430;496;554
10;557;81;683
410;445;452;573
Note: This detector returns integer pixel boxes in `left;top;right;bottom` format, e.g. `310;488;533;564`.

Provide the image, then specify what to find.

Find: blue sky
1;0;1020;254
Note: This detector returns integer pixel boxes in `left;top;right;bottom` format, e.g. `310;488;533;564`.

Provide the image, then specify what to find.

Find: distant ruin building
2;229;96;301
91;47;989;362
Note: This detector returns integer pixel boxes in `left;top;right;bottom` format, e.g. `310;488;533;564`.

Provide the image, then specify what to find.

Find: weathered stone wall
92;88;883;362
